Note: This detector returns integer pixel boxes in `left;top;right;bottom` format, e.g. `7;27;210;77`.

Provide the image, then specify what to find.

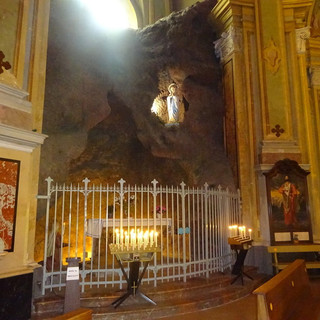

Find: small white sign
274;232;291;242
294;232;310;241
66;266;79;281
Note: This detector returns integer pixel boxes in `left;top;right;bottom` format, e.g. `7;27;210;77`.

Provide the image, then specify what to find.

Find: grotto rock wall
39;0;235;215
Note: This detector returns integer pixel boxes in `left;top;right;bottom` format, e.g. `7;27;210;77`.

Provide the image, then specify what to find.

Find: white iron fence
37;178;242;295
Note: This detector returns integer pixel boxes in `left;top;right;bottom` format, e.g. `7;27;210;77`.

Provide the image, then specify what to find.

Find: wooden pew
52;308;92;320
253;259;320;320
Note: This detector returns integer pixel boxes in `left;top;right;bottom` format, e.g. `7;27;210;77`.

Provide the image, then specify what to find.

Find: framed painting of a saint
0;158;20;252
264;159;312;245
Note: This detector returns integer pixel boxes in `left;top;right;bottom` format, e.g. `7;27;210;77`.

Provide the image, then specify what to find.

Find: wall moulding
0;123;47;153
259;140;302;164
0;83;31;113
260;140;301;153
255;163;310;176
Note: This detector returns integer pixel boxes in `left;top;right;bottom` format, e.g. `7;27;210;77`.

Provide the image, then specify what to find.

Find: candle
248;228;252;240
232;225;235;237
131;230;136;250
138;232;143;249
238;227;242;238
120;229;124;245
150;231;154;247
125;235;129;249
125;231;129;249
144;231;149;248
116;229;120;246
121;234;124;250
234;225;238;237
228;226;232;237
155;231;158;247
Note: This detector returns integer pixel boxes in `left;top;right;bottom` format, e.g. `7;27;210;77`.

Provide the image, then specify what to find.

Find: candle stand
109;244;160;308
228;237;253;285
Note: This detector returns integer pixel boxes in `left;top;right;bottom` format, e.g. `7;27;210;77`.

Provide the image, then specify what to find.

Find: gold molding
211;0;255;28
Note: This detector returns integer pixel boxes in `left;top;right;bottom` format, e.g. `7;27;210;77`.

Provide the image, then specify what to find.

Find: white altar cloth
86;218;172;238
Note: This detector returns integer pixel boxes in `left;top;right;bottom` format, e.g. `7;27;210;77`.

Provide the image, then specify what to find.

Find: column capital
296;26;310;54
214;26;243;61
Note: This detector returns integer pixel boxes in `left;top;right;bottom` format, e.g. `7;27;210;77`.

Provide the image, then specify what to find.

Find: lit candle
249;228;252;240
138;232;143;250
144;231;149;248
155;231;158;247
121;234;124;250
120;229;124;244
243;226;246;238
116;229;120;246
125;231;129;249
131;230;136;250
228;226;232;237
234;225;238;237
150;230;154;247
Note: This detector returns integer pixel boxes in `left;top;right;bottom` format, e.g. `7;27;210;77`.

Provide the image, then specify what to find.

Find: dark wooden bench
253;259;320;320
52;308;92;320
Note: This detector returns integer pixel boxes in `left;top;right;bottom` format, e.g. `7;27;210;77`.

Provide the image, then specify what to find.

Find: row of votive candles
228;225;252;239
115;229;159;250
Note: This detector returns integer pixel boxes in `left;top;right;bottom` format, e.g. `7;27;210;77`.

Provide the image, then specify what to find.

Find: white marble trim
0;123;47;153
0;83;31;113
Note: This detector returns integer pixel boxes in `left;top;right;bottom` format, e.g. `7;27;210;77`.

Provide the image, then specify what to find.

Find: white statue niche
151;83;185;126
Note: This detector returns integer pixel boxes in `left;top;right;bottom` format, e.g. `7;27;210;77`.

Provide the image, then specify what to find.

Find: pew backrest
253;259;313;320
52;308;92;320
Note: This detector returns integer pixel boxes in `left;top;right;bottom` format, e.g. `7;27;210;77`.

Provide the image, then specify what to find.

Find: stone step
81;273;232;308
32;268;266;319
34;271;230;314
92;277;264;319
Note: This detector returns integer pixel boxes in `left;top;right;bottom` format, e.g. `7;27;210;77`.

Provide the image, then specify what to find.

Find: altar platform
32;266;269;319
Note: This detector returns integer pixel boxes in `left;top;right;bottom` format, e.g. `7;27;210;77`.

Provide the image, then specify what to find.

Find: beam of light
80;0;137;31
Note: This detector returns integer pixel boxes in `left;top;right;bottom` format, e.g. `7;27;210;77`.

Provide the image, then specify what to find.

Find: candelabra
228;225;253;285
109;229;160;308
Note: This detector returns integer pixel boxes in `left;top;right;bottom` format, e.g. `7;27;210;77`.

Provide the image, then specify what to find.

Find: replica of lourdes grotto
2;0;320;319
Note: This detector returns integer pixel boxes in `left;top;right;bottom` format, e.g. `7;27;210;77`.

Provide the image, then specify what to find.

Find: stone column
281;1;320;241
212;0;318;245
212;0;260;241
